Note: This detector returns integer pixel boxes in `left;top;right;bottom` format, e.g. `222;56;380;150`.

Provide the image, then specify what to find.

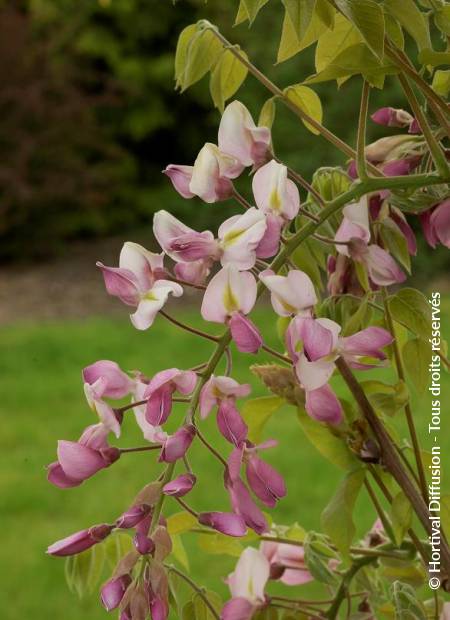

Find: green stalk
356;80;370;180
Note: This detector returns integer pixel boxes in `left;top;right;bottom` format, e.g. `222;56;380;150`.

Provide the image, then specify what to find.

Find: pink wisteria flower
369;196;417;256
47;523;114;557
420;198;450;249
101;574;132;612
222;547;270;620
259;269;317;317
371;107;414;128
334;199;406;286
132;379;168;445
97;242;183;330
159;424;196;463
201;266;263;353
199;375;251;418
143;368;197;426
47;423;121;488
163;473;197;497
252;159;300;257
286;316;393;424
261;541;313;585
218;207;267;270
82;359;134;437
218;100;271;169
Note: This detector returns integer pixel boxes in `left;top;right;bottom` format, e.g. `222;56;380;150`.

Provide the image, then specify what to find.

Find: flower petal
305;385;343;425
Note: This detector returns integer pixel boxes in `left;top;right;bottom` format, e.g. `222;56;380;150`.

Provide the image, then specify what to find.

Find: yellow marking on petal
223;282;239;313
222;228;244;247
269;188;282;213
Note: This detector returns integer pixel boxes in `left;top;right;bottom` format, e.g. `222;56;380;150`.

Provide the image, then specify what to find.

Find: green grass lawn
1;303;449;619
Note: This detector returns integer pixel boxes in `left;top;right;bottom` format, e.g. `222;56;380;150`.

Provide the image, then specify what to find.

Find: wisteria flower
201;266;262;353
222;547;270;620
97;242;183;330
199;375;251;419
218;100;271;169
218;207;267;270
261;541;313;585
371;107;414;128
144;368;197;426
132;380;168;445
259;269;317;317
47;423;121;488
47;524;113;557
420;198;450;249
190;143;242;203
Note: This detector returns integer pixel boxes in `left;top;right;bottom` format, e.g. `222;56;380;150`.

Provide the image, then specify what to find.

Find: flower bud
100;574;132;611
133;532;155;555
159;425;196;463
47;523;113;557
163;164;195;199
229;312;263;354
162;473;197;497
371;107;413;128
115;504;152;529
198;511;247;537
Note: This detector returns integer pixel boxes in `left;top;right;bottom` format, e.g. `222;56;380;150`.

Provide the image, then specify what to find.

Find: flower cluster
47;97;442;620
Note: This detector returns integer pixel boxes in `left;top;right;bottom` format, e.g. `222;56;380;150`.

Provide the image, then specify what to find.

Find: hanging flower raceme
420;198;450;249
286;316;393;424
334;199;406;287
259;269;317;317
97;242;183;330
260;540;313;585
218;100;272;169
47;423;121;489
252;159;300;257
222;547;270;620
143;368;197;426
201;266;263;353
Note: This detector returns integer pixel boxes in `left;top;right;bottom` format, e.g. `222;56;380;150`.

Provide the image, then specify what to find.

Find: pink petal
341;327;393;361
229;479;269;534
57;441;106;482
189;143;236;203
219;208;267;270
101;575;132;611
174;259;210;285
305;385;343;425
163;473;197;497
229;312;263;354
47;524;113;556
252;160;299;220
221;598;255;620
201;266;257;323
96;263;140;306
47;462;81;488
246;455;286;508
119;242;165;291
159;425;196;463
255;213;282;259
217;400;248;446
259;269;317;316
82;360;133;399
366;245;406;286
198;511;247;537
431;199;450;248
163;164;195;199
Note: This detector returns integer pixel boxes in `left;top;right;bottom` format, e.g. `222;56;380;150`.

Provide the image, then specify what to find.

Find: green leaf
258;97;277;129
242;0;267;23
342;295;372;336
402;338;432;394
385;14;405;49
282;0;316;42
235;0;269;25
65;544;106;598
334;0;385;59
277;6;328;62
306;43;396;87
241;396;284;443
180;26;223;91
434;5;450;36
175;24;197;88
182;601;196;620
391;581;427;619
361;380;409;417
384;0;431;52
304;531;339;584
315;13;363;74
166;511;197;535
315;0;336;28
104;531;134;568
310;166;352;205
209;47;248;112
197;533;243;557
193;591;222;620
292;239;323;290
432;70;450;98
391;492;412;545
171;534;190;571
418;48;450;68
297;407;359;470
387;288;431;340
284;84;323;134
378;218;411;273
321;468;366;558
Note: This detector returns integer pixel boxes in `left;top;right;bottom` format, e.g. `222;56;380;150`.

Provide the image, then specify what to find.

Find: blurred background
0;1;448;618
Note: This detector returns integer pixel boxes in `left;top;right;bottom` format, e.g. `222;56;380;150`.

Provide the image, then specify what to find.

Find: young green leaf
390;492;412;546
378;218;411;273
193;590;222;620
361;380;409;417
334;0;385;60
432;70;450;98
321;468;366;558
384;0;431;52
166;511;198;535
391;581;427;619
65;544;106;598
284;84;323;134
402;338;431;394
315;0;336;28
171;534;190;571
175;24;198;88
241;0;268;24
180;27;223;92
315;13;363;74
241;396;284;443
197;532;243;557
387;288;432;340
282;0;316;42
418;48;450;68
209;47;248;112
277;6;328;62
258;97;277;129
